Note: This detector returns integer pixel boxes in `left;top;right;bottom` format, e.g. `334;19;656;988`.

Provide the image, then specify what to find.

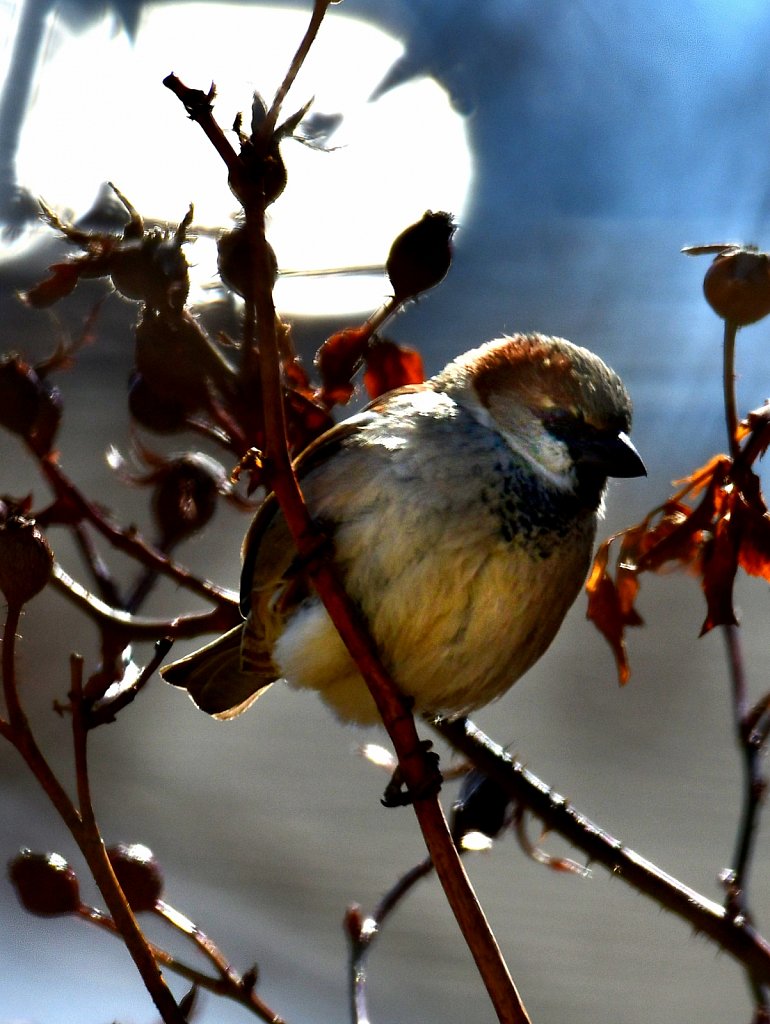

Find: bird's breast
275;403;598;718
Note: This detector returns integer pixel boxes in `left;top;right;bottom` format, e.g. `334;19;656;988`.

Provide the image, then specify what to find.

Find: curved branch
433;715;770;986
39;456;235;607
51;563;240;639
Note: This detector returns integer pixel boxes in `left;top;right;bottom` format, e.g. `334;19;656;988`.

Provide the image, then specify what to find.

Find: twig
1;605;82;834
38;457;234;607
347;859;434;1024
263;0;333;136
723;319;740;460
156;901;286;1023
722;623;766;921
162;75;241;179
432;715;770;986
69;656;187;1023
79;903;285;1022
1;613;184;1020
86;638;174;727
51;562;240;639
72;521;123;607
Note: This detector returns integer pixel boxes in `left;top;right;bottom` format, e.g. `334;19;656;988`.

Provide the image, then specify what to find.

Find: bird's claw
381;740;442;807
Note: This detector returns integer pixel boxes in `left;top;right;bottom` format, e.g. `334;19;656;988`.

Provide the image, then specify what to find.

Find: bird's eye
543;409;584;439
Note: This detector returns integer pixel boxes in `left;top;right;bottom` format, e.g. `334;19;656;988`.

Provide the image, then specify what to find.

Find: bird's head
433;333;645;505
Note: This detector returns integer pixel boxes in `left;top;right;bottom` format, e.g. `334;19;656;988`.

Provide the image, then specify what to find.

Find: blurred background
2;1;770;1021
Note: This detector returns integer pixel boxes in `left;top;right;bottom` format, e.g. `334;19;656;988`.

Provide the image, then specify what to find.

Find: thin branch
70;655;91;814
2;603;25;731
347;859;434;1024
1;612;184;1020
264;0;333;136
72;521;123;607
51;563;240;640
724;318;740;460
79;903;285;1022
38;457;234;606
162;75;241;178
722;623;766;920
154;901;286;1024
86;638;174;727
432;715;770;987
1;605;83;835
69;651;186;1023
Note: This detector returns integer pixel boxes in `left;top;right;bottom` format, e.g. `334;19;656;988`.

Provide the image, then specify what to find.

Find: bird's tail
161;625;274;720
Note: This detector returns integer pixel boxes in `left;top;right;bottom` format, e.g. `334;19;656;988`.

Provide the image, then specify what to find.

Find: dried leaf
22;262;83;308
363;339;425;399
585;539;642;685
635;501;704;574
673;454;730;499
284;389;334;454
315;324;372;406
733;474;770;582
700;515;739;634
742;403;770;458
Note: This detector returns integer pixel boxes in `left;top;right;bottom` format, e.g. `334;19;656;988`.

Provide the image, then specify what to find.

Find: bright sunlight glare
8;2;473;315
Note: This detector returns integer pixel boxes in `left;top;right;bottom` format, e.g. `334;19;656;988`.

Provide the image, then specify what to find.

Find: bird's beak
579;430;647;479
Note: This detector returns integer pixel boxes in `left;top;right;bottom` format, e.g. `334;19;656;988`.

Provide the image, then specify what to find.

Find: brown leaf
585;539;643;685
673;454;730;499
22;262;83;308
741;404;770;459
315;324;373;406
700;514;739;634
284;389;335;454
635;500;704;574
733;473;770;582
363;339;425;399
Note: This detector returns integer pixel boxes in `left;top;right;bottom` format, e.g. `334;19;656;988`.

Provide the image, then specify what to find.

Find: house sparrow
162;333;645;725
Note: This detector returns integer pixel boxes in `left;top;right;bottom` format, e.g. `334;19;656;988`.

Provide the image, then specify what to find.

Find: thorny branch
433;716;770;986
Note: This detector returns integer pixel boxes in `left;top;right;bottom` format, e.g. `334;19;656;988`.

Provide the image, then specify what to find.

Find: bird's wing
238;405;401;682
164;383;433;717
161;623;274;720
239;409;384;605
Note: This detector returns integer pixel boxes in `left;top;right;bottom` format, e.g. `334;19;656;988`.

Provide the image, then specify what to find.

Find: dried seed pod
702;248;770;326
134;309;235;414
217;224;278;298
128;372;190;433
386;211;455;303
152;455;223;545
110;234;190;313
0;355;61;455
107;843;164;913
0;511;54;605
8;850;81;916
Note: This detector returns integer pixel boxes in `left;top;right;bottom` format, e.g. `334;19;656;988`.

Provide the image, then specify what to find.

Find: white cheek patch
456;385;575;491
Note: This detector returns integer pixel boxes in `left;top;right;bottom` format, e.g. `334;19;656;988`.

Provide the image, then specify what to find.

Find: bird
162;333;645;725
